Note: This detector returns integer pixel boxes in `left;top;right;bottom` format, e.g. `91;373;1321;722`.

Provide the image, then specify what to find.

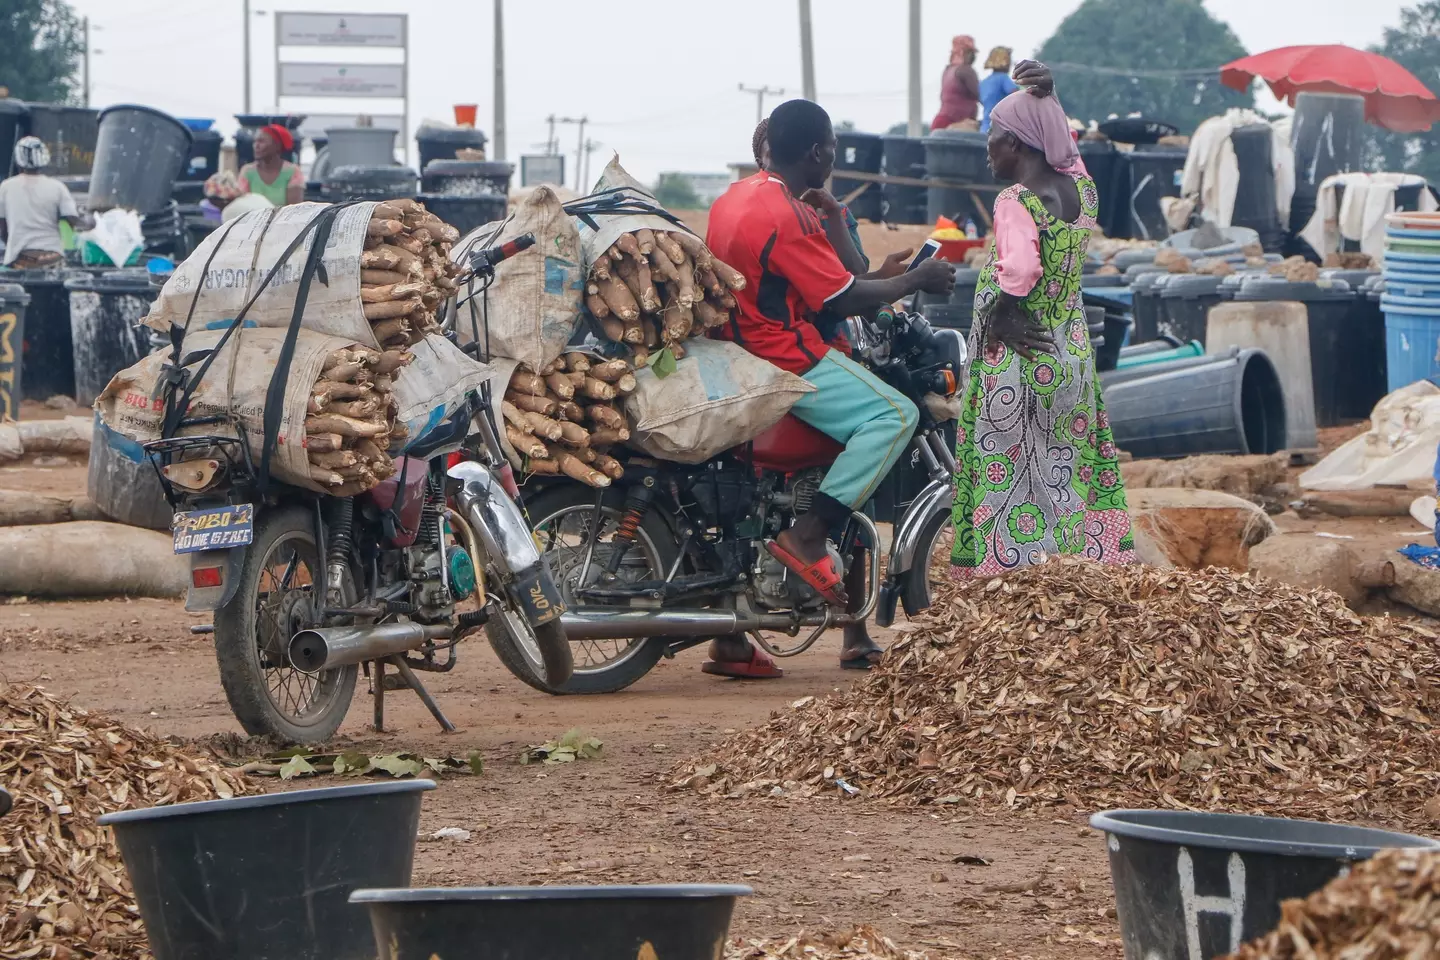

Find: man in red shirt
706;98;955;675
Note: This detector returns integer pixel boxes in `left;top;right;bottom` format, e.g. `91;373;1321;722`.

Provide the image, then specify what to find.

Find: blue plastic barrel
1381;295;1440;390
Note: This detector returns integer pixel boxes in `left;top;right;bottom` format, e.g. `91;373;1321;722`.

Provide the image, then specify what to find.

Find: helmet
13;136;50;171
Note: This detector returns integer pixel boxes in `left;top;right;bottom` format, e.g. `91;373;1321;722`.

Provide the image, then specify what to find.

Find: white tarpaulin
1300;381;1440;491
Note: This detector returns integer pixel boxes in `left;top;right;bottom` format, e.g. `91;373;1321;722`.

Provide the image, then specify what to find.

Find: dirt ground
0;458;1121;960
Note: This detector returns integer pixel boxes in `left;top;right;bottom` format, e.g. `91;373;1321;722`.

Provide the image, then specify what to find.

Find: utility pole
82;18;90;108
492;0;506;161
907;0;922;136
553;116;588;191
545;114;557;155
581;138;600;192
243;0;252;114
798;0;816;101
738;83;783;125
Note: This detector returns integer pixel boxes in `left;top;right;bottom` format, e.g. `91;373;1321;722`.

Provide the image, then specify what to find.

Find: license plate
172;504;255;554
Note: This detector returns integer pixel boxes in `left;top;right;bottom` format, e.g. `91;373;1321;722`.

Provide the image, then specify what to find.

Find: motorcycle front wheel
213;505;356;743
489;484;678;695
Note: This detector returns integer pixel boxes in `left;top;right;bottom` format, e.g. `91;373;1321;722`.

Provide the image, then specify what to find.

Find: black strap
256;203;348;494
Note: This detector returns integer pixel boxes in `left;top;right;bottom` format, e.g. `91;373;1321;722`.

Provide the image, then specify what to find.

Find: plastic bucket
834;132;884;222
99;780;434;960
1292;92;1365;192
1230;124;1283;251
1092;809;1439;960
417;193;506;241
1119;146;1187;240
325;126;399;168
324;164;419;201
0;283;31;419
0;100;28;176
420;159;514;197
65;269;157;405
1;267;95;401
87;412;171;529
881;134;928;224
1382;297;1440;391
453;104;479;126
24;103;98;176
1160;274;1224;346
351;885;751;960
1099;347;1287;459
924;130;994;228
416;124;488;173
183;128;223;181
90;105;193;214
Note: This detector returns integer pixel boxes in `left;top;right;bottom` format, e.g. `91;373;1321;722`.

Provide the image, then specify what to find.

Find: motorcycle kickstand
368;657;457;734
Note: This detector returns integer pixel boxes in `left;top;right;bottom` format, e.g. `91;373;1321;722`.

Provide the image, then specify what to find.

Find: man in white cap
0;137;80;268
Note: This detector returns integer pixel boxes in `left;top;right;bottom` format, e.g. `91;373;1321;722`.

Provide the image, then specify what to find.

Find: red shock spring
614;507;643;546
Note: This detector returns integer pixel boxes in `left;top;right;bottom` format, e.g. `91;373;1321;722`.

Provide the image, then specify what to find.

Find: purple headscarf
990;90;1080;173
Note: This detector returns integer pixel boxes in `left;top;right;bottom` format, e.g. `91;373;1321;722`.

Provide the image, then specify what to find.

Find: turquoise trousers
790;351;919;511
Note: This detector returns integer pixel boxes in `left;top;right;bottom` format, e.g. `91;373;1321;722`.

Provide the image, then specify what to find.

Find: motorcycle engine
753;468;834;612
686;461;759;529
404;475;457;617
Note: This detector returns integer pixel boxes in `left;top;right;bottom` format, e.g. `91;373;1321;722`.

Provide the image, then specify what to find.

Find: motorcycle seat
747;415;842;473
403;408;472;461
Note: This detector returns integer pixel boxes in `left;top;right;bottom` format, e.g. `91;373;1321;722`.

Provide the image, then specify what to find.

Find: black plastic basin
352;884;751;960
1092;809;1440;960
99;780;435;960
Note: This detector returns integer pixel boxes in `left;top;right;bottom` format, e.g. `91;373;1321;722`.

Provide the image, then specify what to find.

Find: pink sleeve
993;193;1042;297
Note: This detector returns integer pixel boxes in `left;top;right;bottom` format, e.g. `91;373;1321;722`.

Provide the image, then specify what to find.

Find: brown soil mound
675;561;1440;827
1226;848;1440;959
1;683;249;960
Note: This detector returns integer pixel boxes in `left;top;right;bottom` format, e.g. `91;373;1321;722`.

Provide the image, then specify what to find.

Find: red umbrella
1220;44;1440;133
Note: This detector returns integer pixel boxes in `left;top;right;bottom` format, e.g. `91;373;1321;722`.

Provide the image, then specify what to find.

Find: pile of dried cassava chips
1224;848;1440;959
1;684;249;960
676;560;1440;827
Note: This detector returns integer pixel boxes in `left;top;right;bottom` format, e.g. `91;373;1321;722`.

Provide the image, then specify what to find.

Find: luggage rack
141;434;256;506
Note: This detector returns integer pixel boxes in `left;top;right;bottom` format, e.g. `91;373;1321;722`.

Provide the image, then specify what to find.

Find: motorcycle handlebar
469;233;536;274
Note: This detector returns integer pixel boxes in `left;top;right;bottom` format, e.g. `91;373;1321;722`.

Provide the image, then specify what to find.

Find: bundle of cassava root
360;199;464;350
305;345;411;494
502;351;634;488
585;227;746;365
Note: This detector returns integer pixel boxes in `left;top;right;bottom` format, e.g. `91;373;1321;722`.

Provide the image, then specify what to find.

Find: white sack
1301;381;1440;491
622;338;815;464
143;202;379;346
451;186;582;371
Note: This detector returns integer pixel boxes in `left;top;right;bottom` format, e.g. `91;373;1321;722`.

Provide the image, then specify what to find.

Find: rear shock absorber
603;477;655;576
327;498;355;605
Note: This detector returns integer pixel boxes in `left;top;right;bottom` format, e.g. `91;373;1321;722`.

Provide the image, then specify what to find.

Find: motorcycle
145;234;571;743
494;305;965;694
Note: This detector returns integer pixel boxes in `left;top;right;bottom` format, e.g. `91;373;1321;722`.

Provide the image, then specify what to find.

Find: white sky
68;0;1414;185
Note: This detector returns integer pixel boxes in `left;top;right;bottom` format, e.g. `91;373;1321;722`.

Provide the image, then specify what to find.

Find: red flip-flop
764;539;847;607
701;644;784;679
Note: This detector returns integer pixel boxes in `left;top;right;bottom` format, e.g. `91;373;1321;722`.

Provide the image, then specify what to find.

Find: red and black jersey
705;172;854;375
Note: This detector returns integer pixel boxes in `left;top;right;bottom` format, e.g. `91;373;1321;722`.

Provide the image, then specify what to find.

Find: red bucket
453;104;478;128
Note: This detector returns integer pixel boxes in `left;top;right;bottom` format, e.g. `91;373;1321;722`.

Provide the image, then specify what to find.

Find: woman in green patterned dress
950;79;1134;578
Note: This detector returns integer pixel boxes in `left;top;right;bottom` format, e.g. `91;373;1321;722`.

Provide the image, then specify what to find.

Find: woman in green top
238;124;305;207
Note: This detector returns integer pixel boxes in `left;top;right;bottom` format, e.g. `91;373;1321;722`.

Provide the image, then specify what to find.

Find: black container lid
0;99;28;116
100;778;436;825
1161;274;1225;298
1124;263;1168;282
925;129;988;144
1098;117;1179;145
0;282;31;303
416;125;488;144
234;113;305;129
1234;276;1354;302
64;268;154;293
1082;274;1126;287
422;159;515;178
350;884;754;905
1319;268;1380;296
836;131;883;143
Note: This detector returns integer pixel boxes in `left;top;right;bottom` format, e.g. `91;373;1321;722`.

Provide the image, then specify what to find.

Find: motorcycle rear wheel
213;506;357;744
491;485;678;695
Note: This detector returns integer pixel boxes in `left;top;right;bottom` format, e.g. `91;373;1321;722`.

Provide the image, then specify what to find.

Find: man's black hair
766;99;832;166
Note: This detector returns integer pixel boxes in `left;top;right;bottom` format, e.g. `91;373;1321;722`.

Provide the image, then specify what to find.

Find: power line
738;83;784;125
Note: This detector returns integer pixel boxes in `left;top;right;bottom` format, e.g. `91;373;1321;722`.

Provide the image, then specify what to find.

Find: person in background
951;64;1135;580
0;137;79;269
238;124;305;207
201;171;241;223
932;35;980;131
980;46;1021;132
702;99;954;679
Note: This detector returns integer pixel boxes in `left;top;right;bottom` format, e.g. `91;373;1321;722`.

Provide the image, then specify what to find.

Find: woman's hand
1013;60;1054;98
983;295;1055;360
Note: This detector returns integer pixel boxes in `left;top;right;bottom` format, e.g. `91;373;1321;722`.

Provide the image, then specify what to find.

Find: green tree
1368;2;1440;183
0;0;84;103
653;172;702;210
1037;0;1252;133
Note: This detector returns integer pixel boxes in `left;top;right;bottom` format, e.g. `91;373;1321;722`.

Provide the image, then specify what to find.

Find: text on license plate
173;504;255;554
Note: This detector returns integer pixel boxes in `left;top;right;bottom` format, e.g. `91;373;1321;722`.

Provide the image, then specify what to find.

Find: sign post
274;12;409;166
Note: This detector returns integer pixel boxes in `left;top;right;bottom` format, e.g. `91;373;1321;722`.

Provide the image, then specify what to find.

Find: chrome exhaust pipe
288;622;453;673
559;608;853;641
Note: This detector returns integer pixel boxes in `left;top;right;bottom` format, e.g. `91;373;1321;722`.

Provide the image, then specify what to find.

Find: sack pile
359;199;463;349
501;353;632;487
